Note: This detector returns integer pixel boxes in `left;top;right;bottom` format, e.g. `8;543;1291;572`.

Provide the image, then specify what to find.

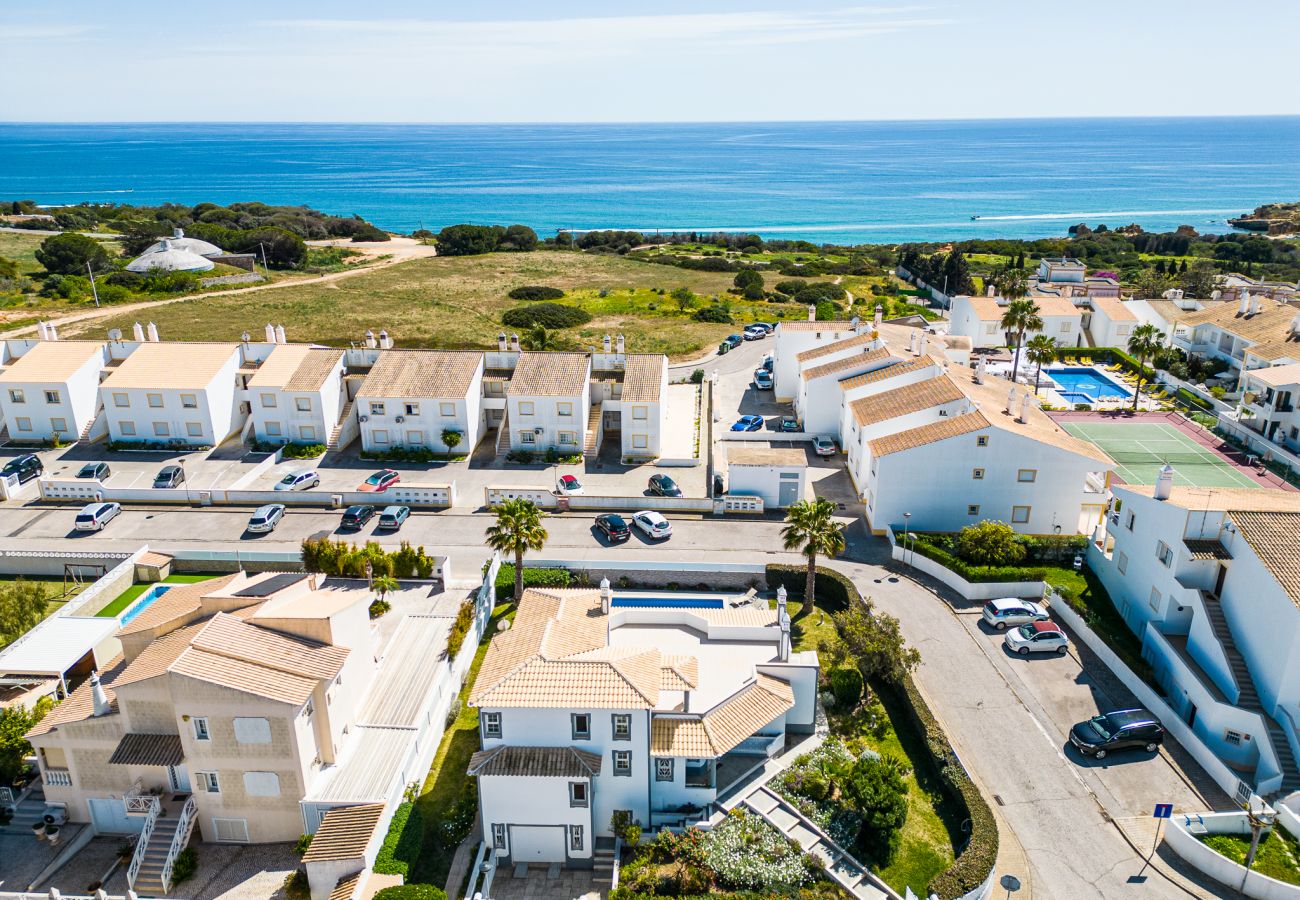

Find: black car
340;505;376;529
1070;708;1165;759
153;465;185;489
718;334;743;354
1;454;43;484
76;462;111;481
595;514;631;543
648;474;682;497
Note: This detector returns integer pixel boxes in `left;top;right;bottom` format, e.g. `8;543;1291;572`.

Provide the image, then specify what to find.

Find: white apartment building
604;353;668;460
247;345;346;447
468;585;818;865
792;335;892;435
1038;257;1086;284
772;312;864;401
947;294;1083;351
0;339;105;443
99;342;243;447
1085;296;1139;349
1238;363;1300;453
1090;477;1300;799
1175;295;1300;388
355;350;485;455
505;352;592;456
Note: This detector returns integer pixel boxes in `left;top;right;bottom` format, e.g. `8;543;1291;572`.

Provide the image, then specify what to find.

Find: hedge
765;564;855;612
373;801;424;877
1175;387;1215;412
374;885;447;900
493;564;570;593
501;302;592;329
905;538;1048;584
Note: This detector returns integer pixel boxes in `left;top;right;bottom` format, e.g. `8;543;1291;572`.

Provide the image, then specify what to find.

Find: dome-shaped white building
126;239;215;274
142;227;224;258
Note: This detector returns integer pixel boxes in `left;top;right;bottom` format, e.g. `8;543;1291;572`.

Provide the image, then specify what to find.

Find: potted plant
32;820;46;840
45;823;61;845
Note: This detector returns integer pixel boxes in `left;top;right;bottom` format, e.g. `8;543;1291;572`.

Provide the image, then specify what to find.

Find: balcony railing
44;768;72;787
125;794;160;816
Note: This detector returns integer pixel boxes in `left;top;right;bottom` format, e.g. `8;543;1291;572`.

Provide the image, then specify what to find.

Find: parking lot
3;441;269;491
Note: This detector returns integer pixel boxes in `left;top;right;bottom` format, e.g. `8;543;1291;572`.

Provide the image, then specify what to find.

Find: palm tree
781;498;847;605
526;323;554;351
999;298;1043;385
372;574;398;603
994;265;1030;303
1025;335;1058;395
485;498;549;602
1127;322;1166;412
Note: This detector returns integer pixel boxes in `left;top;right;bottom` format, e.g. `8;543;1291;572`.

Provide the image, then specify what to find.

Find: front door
777;474;800;507
1214;565;1228;597
168;764;191;792
89;798;145;834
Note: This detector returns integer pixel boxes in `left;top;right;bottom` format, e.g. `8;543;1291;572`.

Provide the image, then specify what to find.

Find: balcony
125;793;161;816
44;768;72;787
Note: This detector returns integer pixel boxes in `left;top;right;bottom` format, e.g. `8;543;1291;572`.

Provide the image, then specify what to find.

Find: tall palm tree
1127;322;1166;412
999;298;1043;385
994;266;1030;303
1025;335;1058;395
485;498;549;602
371;574;398;603
781;497;847;605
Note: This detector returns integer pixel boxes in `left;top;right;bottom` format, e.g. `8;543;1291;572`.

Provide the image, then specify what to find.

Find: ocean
2;118;1298;244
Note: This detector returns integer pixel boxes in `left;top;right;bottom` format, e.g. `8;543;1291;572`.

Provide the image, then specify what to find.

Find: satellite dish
497;619;511;632
107;328;122;341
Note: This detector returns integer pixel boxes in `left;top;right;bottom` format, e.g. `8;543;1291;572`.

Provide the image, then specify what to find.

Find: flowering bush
775;739;865;848
699;810;817;890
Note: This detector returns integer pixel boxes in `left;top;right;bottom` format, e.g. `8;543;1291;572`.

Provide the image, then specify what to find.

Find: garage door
89;798;144;835
510;825;566;863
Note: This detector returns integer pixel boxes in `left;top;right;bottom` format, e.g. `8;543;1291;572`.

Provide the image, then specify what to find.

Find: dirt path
0;237;437;340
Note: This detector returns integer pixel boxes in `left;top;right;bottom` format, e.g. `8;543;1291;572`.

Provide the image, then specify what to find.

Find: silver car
74;502;121;532
377;505;411;529
246;504;286;533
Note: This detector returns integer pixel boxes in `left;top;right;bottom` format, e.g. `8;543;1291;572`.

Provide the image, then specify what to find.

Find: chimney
1006;387;1017;415
509;333;521;352
132;322;145;342
365;329;377;349
602;334;612;353
90;671;111;717
807;304;816;321
47;323;58;341
975;355;986;384
146;322;159;342
600;577;611;614
158;240;171;253
1239;293;1250;315
379;330;393;350
308;573;318;590
918;332;928;357
1291;312;1300;336
1154;463;1174;501
874;304;883;330
36;321;49;340
275;324;287;344
265;323;277;343
497;332;508;352
173;227;184;239
1249;295;1262;316
1018;392;1033;423
616;333;625;354
987;284;996;298
778;609;791;662
776;585;787;616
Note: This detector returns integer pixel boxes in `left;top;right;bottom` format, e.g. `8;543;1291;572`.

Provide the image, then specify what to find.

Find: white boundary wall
484;485;764;514
38;479;455;509
1165;811;1300;900
886;529;1046;600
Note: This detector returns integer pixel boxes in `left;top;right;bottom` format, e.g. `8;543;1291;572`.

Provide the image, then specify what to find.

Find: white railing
43;768;72;787
125;793;160;816
160;794;197;893
127;801;160;889
0;786;13;805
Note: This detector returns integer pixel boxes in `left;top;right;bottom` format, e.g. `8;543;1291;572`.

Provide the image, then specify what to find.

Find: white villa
1089;475;1300;800
355;350;485;456
468;585;818;866
947;293;1083;350
99;342;244;447
247;345;346;448
1237;363;1300;453
0;340;106;443
1173;295;1300;389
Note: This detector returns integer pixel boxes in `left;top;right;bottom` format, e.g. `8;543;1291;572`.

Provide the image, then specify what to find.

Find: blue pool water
611;597;725;609
119;584;173;625
1045;366;1132;403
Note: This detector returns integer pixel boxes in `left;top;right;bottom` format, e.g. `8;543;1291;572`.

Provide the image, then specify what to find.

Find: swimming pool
1045;366;1132;403
119;584;173;625
610;597;725;609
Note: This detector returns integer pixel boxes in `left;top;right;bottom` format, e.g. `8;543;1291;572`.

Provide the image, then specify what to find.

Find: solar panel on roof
233;573;308;597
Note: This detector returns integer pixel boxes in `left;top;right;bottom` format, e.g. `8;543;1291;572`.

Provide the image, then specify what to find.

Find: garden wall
885;529;1046;600
1165;811;1300;900
529;557;765;592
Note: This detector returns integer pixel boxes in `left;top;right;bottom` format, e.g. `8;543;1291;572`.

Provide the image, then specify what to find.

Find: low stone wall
528;557;765;591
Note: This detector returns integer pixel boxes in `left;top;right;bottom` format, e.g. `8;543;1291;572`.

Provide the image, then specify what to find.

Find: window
612;714;631;741
260;393;277;408
405;429;422;444
372;429;390;444
655;758;674;782
1017;469;1037;483
1117;551;1129;575
233;717;271;744
266;421;282;437
1225;730;1243;746
369;401;386;416
519;401;535;416
632;434;648;449
571;713;591;740
569;782;588;807
198;771;220;793
613;750;632;776
976;435;989;447
440;402;455;417
15;417;31;432
147;393;163;408
557;402;573;417
492;824;506;849
570;824;584;853
294;397;311;412
153;422;169;437
1148;588;1162;611
113;393;129;408
403;402;420;416
972;468;985;480
984;322;999;335
180;394;198;409
1126;511;1135;531
193;717;210;741
482;712;501;739
44;390;60;404
51;417;67;433
1059;322;1072;333
632;406;648;421
519;431;536;444
300;425;317;441
120;421;136;436
1156;540;1173;567
967;504;980;516
7;389;23;404
559;431;577;445
186;422;203;437
243;771;281;797
212;817;248;843
1011;506;1031;524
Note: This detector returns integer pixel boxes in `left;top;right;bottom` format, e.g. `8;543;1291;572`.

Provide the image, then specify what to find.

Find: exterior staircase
592;836;616;886
327;400;355;451
129;794;197;897
583;402;602;456
496;411;512;455
1201;592;1300;797
78;406;104;443
0;784;46;835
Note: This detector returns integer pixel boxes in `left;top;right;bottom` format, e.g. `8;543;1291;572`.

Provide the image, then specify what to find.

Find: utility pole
86;261;100;308
258;242;270;272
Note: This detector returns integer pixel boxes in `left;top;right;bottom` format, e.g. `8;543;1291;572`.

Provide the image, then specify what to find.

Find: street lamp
1242;798;1278;891
902;512;913;565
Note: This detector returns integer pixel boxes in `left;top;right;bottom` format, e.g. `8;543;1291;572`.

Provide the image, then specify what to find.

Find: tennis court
1061;420;1263;488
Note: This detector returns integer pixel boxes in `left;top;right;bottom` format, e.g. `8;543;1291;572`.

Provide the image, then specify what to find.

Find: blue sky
3;1;1297;122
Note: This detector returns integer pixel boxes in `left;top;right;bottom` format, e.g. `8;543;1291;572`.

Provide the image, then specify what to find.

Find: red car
358;469;401;492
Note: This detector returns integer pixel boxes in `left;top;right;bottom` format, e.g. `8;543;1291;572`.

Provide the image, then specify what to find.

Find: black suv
1070;709;1165;759
340;505;376;529
1;454;43;484
595;514;631;543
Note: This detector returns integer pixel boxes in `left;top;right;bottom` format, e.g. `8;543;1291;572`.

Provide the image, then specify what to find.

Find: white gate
90;797;145;834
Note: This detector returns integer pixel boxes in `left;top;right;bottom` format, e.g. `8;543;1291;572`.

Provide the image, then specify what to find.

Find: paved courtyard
489;864;603;900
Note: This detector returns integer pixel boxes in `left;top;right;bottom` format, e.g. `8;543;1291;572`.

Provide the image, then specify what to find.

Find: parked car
981;598;1050;631
377;506;411;530
779;415;800;432
742;324;767;341
812;435;836;456
76;462;111;481
74;501;121;532
246;504;286;533
731;415;764;432
358;469;400;492
1070;709;1165;759
153;465;185;489
648;474;682;497
1003;621;1070;656
759;322;778;334
719;334;743;354
632;510;673;540
753;370;774;390
557;474;585;495
275;470;320;492
595;513;631;543
760;354;774;372
341;505;376;529
1;454;43;484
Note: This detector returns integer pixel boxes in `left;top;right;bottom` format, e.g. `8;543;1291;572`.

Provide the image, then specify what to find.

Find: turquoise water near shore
2;118;1298;243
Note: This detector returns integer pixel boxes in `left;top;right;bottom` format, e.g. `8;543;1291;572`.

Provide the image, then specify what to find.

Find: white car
632;510;672;540
813;435;837;457
74;501;121;532
557;474;585;495
981;598;1050;631
1004;621;1070;656
246;504;286;533
274;470;320;492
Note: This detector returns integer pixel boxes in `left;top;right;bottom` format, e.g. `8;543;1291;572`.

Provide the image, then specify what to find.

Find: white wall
797;353;894;436
249;360;345;447
0;352;103;442
101;349;241;446
727;464;805;508
479;775;593;861
507;385;590;454
773;323;856;401
946;297;1002;350
1089;308;1135;349
357;367;482;454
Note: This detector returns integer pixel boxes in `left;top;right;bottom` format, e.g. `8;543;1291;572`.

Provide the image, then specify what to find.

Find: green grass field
1062;421;1262;488
0;577;85;650
95;573;217;618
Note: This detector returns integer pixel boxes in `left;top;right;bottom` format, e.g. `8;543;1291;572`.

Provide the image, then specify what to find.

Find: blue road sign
1153;803;1173;819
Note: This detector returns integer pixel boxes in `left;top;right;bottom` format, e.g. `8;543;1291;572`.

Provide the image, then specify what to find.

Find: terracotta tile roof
779;320;855;333
1229;511;1300;607
100;342;240;390
508;353;590;397
301;804;385;862
116;574;239;636
467;746;603;778
1089;296;1138;321
838;357;931;393
246;344;312;389
869;411;991;457
795;332;872;364
801;346;891;381
0;341;102;383
286;348;345;392
108;732;185;767
660;655;699;691
170;647;320;705
359;350;482;399
622;355;665;403
114;622;206;687
1184;539;1231;560
962;296;1004;321
136;551;173;568
850;375;965;427
650;675;795;757
27;655;126;737
727;446;807;467
328;874;362;900
190;613;349;682
1244;362;1300;388
1181;298;1300;361
1033;296;1085;318
1120;485;1300;511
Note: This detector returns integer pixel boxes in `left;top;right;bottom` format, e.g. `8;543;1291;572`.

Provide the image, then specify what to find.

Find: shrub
692;304;733;323
690;369;705;384
292;833;313;857
280;443;326;459
445;600;475;659
369;599;391;619
170;847;198;884
700;810;816;890
842;755;909;863
283;870;310;900
508;285;564;301
501;303;591;329
953;520;1026;566
374;801;422;877
765;564;855;612
905;538;1046;584
829;668;863;708
792;283;847;305
373;885;446;900
494;565;569;593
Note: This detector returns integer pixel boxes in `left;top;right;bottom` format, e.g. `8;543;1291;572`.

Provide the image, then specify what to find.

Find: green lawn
0;578;84;650
1201;829;1300;886
95;574;217;618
